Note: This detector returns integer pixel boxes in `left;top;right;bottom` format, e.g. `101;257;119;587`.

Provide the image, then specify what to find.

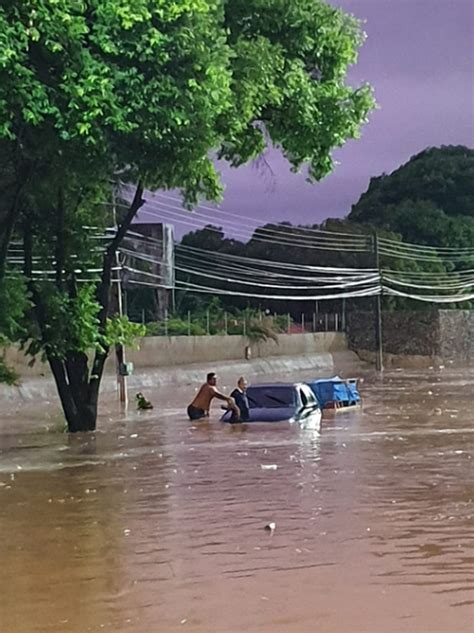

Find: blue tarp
307;376;361;408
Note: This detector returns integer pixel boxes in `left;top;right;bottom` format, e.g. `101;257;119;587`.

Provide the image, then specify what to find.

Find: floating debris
261;464;278;471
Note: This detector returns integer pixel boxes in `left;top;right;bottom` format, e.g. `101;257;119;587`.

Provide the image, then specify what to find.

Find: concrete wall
125;332;347;368
347;309;473;365
3;332;348;379
439;310;474;363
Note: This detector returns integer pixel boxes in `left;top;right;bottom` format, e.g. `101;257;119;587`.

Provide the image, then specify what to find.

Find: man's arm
213;389;239;411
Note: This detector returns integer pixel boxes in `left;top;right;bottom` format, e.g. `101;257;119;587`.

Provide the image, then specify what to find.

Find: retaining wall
347;309;473;365
3;332;348;379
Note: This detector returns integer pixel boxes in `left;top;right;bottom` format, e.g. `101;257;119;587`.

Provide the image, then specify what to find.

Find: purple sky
137;0;474;238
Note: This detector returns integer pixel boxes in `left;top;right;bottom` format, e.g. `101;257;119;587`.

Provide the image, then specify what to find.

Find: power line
144;191;474;257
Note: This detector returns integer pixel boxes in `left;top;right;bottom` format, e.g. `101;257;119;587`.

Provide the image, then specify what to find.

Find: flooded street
1;367;473;633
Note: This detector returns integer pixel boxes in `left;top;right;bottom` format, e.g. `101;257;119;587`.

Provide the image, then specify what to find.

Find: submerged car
306;376;361;413
221;382;321;428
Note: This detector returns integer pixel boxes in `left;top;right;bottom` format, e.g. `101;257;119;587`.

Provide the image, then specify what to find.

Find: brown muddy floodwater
0;367;473;633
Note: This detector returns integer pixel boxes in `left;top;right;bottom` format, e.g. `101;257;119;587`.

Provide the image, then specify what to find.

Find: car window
300;386;317;407
247;386;295;408
299;389;308;407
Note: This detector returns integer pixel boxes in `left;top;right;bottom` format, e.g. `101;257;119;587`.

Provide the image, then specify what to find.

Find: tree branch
89;182;145;397
96;181;145;327
55;187;66;290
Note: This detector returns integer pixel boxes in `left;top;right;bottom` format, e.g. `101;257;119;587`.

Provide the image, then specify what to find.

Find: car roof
248;382;306;388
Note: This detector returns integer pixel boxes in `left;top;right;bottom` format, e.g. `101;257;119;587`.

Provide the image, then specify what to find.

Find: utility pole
171;235;176;314
113;189;128;407
373;232;383;372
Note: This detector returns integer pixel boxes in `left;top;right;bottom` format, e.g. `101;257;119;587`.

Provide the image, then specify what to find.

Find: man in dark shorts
187;372;239;420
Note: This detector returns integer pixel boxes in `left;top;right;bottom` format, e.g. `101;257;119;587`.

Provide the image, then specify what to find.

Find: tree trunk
23;183;145;432
0;160;35;281
49;356;98;432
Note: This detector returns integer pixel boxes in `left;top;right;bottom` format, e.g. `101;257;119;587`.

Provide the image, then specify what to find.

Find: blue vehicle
221;382;321;429
306;376;361;412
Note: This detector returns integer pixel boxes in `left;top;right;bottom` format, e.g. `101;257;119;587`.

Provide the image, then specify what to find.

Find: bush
0;356;19;385
146;318;206;336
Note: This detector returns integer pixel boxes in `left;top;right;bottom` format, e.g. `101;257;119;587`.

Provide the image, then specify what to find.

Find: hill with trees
348;145;474;249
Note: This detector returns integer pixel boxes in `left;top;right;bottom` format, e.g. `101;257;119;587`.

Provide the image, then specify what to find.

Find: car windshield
247;386;295;408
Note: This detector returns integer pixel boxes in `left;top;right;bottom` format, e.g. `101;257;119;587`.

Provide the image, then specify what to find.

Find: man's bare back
190;383;223;412
187;372;238;420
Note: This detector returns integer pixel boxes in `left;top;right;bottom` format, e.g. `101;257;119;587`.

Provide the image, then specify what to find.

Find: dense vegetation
349;146;474;250
160;145;473;318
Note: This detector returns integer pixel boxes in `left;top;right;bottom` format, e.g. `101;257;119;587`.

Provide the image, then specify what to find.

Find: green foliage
246;320;279;343
105;315;146;348
19;284;145;360
221;0;374;180
0;277;30;343
0;356;18;385
146;318;206;337
0;277;30;384
145;300;284;341
0;0;232;202
349;146;474;246
21;284;101;359
0;0;374;227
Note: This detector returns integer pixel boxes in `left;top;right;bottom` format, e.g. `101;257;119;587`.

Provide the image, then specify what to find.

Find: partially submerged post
113;192;128;407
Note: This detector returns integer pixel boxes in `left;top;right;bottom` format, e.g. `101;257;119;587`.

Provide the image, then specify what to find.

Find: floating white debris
261;464;278;471
264;521;276;533
180;619;187;625
130;434;138;439
123;529;131;536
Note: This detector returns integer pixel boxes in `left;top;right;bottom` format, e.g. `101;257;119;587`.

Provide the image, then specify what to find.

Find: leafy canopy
0;0;374;204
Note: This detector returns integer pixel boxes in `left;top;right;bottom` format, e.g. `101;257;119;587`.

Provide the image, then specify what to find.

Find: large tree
0;0;374;430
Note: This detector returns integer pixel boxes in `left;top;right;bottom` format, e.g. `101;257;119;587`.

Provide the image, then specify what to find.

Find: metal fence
142;310;346;336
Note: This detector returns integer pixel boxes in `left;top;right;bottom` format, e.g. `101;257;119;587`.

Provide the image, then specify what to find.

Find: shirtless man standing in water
187;372;239;420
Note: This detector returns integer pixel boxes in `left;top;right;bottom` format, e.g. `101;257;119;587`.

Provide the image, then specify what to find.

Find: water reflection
0;367;473;632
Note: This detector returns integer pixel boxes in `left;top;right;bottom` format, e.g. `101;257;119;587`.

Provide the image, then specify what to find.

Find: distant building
121;223;175;321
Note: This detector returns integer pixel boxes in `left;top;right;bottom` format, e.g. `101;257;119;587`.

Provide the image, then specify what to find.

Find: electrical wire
131;189;373;240
174;279;381;301
138;196;370;247
175;251;374;283
176;243;378;273
138;190;474;257
383;287;474;303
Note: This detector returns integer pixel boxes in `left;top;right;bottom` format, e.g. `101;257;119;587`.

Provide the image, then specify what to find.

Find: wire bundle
5;190;473;305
